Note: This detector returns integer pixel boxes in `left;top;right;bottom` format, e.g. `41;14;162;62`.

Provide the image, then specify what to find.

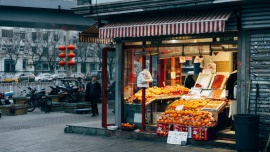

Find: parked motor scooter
24;87;52;113
48;86;60;95
0;90;15;114
58;86;79;103
0;91;14;105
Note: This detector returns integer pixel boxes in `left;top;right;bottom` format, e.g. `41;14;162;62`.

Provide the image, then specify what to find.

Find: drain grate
0;125;39;130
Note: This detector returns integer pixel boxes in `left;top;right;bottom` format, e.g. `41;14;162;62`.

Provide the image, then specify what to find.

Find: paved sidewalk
0;104;236;152
0;123;236;152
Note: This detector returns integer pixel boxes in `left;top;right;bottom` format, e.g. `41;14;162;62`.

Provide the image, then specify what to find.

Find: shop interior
121;35;238;139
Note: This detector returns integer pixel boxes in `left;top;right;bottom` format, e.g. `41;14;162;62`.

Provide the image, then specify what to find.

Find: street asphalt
0;105;236;152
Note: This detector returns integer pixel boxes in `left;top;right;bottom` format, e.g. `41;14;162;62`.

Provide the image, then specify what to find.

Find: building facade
0;26;102;75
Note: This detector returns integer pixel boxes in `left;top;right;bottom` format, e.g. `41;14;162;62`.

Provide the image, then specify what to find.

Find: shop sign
220;37;234;42
215;61;230;72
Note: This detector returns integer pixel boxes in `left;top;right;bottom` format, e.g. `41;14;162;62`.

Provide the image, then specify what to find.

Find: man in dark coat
85;76;101;116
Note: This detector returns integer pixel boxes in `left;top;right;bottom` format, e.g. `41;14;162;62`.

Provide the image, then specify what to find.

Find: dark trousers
91;98;99;115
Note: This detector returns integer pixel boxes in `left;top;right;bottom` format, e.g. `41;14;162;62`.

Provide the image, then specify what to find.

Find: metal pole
141;55;146;131
66;31;71;78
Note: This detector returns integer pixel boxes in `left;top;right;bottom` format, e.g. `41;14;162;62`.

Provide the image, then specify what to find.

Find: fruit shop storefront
96;7;241;139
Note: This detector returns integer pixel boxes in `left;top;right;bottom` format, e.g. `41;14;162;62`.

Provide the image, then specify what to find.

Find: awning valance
99;10;233;39
79;24;112;44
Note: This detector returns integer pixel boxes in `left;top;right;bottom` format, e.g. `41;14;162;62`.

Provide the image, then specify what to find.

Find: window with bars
2;29;13;38
43;64;49;70
2;45;12;51
32;32;37;41
23;59;27;69
43;47;48;54
32;46;37;54
19;46;24;52
43;32;49;41
20;33;26;40
54;34;58;42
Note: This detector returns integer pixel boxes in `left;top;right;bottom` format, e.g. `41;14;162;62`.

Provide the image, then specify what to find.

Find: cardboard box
156;123;169;136
192;127;217;141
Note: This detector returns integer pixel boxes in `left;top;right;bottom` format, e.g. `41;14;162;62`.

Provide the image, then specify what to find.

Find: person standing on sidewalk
85;76;101;117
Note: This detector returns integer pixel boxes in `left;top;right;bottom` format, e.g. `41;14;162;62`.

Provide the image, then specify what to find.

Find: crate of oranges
121;123;135;131
157;109;216;127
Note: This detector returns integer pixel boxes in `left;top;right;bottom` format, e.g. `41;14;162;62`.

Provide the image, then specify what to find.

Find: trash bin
234;114;260;151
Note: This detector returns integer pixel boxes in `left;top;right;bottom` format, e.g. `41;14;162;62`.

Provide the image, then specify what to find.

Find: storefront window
122;36;238;126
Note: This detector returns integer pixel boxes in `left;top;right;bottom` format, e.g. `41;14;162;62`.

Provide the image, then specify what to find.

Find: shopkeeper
226;70;237;131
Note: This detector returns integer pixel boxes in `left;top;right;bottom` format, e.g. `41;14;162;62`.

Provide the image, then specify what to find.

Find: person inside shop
85;76;101;117
206;59;216;74
226;70;237;131
194;56;201;74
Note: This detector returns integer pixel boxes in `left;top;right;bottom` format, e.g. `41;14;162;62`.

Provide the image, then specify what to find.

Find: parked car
70;73;85;79
35;73;53;82
18;73;35;82
1;73;19;83
84;73;92;81
90;70;102;80
51;73;67;80
87;70;110;84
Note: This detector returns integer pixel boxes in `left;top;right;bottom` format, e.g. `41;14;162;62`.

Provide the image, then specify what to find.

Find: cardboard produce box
191;127;217;141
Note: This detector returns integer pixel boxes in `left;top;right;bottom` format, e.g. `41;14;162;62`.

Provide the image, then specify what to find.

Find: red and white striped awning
99;10;233;39
79;24;112;44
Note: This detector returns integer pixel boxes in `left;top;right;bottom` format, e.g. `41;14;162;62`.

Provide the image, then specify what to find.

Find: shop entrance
122;35;238;132
101;47;116;128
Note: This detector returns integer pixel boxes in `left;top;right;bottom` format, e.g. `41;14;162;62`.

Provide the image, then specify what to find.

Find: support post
102;48;108;128
141;55;146;131
115;41;123;127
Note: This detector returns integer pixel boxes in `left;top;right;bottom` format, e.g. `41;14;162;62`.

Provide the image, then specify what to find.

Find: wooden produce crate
14;97;28;104
51;102;64;112
77;93;85;102
63;103;77;113
47;95;59;102
0;104;27;116
76;102;91;109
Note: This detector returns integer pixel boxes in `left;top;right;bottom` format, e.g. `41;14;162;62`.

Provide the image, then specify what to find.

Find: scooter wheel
24;100;35;112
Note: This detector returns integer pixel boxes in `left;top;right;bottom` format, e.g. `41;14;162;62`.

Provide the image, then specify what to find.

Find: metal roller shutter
249;30;270;143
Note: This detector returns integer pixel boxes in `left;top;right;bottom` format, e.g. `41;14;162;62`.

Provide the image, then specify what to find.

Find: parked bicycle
24;87;52;112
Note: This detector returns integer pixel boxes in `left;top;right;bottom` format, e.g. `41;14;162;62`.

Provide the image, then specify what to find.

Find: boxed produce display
194;73;212;89
128;86;189;104
202;101;227;112
209;89;225;99
121;123;136;131
200;90;212;98
172;124;189;132
157;99;217;127
192;127;217;141
156;123;169;136
208;74;227;89
157;109;216;127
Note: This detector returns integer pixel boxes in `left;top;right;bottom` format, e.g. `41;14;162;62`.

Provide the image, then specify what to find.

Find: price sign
134;113;142;123
167;131;188;145
175;105;184;111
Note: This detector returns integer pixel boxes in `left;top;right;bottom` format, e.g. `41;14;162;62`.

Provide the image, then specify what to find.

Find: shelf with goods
155;91;228;140
123;86;190;126
125;86;190;105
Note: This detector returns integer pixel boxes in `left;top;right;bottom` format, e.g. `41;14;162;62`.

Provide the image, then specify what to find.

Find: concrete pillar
115;40;123;127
